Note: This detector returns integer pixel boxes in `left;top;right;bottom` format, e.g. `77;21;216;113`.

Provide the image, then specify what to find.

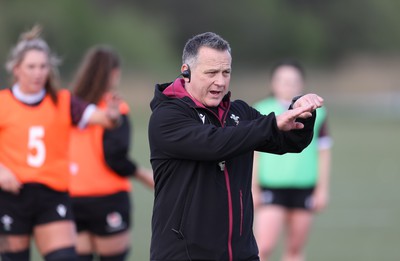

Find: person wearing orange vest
0;26;121;261
69;46;154;261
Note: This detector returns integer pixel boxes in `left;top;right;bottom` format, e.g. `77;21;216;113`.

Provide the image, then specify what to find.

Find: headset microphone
181;67;191;83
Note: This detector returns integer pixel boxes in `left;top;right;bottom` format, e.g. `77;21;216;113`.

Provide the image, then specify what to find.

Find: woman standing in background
69;45;154;261
0;26;120;261
253;59;332;261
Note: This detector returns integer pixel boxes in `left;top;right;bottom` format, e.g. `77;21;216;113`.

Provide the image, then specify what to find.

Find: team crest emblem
230;114;240;126
69;162;79;175
107;212;123;228
1;215;13;231
199;113;206;124
56;204;67;217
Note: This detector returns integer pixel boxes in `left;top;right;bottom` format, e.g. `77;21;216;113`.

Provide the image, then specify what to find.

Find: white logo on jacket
199;113;206;124
230;114;240;126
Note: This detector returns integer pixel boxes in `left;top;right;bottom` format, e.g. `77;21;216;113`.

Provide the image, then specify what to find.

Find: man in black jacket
148;32;323;261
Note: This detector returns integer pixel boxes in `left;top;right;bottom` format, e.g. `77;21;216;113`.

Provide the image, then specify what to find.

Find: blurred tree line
1;0;400;85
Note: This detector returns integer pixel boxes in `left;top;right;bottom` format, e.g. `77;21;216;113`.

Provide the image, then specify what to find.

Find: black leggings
44;246;77;261
1;249;30;261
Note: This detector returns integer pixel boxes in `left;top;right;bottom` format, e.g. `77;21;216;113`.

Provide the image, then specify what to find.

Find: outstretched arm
88;93;121;129
103;114;154;190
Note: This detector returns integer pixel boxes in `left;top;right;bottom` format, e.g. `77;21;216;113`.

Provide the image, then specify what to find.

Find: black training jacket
148;79;316;261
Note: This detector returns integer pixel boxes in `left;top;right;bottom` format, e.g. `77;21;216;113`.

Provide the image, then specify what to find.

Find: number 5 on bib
28;126;46;167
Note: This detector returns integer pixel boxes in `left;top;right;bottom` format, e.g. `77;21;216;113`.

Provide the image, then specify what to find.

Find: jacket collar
161;78;231;110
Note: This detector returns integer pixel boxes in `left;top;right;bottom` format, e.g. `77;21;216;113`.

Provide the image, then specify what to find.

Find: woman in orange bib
69;46;153;261
0;26;121;261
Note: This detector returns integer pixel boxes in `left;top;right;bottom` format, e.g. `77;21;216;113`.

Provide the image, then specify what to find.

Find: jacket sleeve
232;100;315;155
148;100;315;162
103;114;138;176
254;108;316;154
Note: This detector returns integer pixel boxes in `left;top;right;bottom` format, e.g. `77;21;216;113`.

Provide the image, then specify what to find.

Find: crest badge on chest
230;114;240;126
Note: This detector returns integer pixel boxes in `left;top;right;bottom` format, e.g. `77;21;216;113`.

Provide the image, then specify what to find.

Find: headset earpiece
181;66;191;83
181;70;190;79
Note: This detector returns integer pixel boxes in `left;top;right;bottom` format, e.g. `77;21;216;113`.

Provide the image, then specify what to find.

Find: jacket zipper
223;165;233;261
206;101;233;261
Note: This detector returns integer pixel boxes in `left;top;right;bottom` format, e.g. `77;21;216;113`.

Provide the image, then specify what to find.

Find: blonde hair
6;25;60;73
5;25;61;102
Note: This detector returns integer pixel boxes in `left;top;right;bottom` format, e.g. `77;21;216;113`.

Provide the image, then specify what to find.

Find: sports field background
2;1;399;260
26;60;400;261
124;64;400;261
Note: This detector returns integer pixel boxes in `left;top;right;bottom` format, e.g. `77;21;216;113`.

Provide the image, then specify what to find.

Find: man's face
185;46;232;107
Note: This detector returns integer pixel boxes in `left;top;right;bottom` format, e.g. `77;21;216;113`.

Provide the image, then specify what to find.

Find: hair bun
20;24;42;41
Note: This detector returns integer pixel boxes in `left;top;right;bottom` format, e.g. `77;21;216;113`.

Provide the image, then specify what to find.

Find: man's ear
181;64;191;83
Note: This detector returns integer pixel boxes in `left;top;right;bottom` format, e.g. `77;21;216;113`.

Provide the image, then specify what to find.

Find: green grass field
302;108;400;261
29;98;400;261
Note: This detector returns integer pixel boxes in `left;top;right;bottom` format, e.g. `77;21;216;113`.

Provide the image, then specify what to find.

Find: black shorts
71;191;131;236
259;187;315;211
0;183;74;235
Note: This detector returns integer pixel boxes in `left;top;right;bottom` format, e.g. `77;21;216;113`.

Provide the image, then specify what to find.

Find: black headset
181;65;191;83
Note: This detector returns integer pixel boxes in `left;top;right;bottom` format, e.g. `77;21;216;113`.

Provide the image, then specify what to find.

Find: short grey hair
182;32;231;67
